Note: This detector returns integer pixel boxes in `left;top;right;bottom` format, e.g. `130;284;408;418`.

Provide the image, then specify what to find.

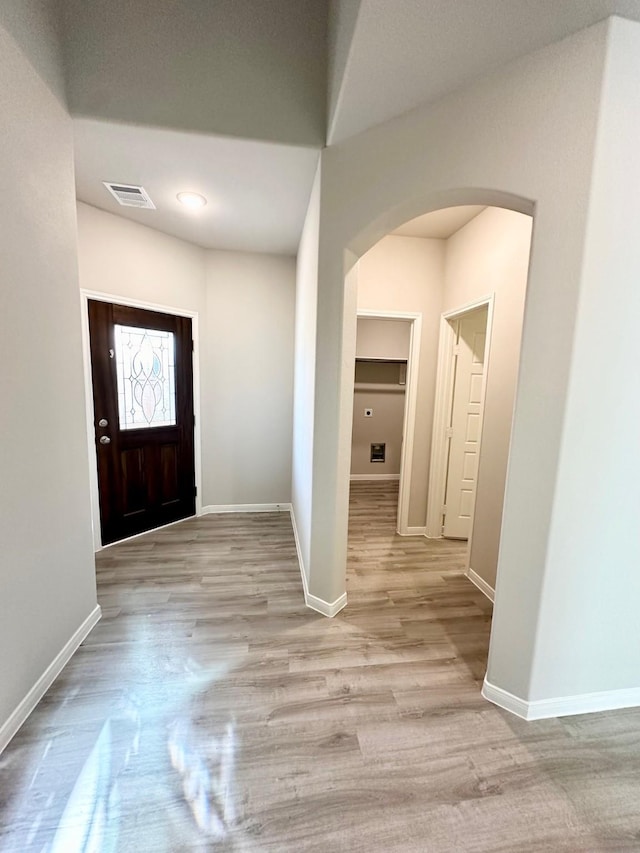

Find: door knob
98;418;108;427
99;436;111;445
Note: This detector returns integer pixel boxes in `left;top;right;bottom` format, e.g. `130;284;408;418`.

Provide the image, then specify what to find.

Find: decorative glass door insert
114;324;176;430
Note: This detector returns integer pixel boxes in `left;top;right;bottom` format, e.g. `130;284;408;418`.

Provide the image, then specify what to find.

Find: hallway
1;489;639;851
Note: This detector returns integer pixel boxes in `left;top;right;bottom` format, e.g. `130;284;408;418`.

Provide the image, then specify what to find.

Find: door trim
80;290;202;551
425;295;494;547
356;309;422;536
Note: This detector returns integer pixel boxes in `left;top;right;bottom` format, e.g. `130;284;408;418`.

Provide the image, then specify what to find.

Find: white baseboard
398;526;426;536
350;474;400;481
482;676;640;721
466;567;495;602
481;678;530;719
201;502;291;515
289;506;347;618
305;590;348;617
0;604;102;753
289;504;308;591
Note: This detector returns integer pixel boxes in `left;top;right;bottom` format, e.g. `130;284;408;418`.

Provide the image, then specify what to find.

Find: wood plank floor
2;480;640;851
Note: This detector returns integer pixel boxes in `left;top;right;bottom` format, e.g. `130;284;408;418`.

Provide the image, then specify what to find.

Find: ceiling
393;206;485;239
73;119;320;255
65;0;640;253
61;0;328;147
328;0;640;143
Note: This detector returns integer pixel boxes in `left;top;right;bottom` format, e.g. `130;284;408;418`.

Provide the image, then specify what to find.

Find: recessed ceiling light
177;191;207;209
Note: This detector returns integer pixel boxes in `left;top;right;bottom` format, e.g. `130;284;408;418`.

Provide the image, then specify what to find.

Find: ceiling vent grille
103;182;156;209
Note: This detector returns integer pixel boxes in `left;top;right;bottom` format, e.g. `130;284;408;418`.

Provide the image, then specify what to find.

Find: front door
88;300;196;545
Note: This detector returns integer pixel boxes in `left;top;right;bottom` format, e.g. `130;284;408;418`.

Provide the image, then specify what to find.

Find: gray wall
0;5;97;735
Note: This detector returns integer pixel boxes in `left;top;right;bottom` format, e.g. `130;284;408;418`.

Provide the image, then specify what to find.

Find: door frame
80;290;202;551
425;295;494;547
355;309;422;536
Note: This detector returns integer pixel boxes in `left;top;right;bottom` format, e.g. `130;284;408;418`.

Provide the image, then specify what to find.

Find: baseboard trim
481;678;530;719
350;474;400;481
466;567;495;602
201;502;291;514
289;506;347;618
305;590;348;618
482;676;640;721
398;526;427;536
0;604;102;753
289;504;308;596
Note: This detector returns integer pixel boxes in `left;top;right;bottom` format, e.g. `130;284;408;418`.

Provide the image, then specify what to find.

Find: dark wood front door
88;300;196;545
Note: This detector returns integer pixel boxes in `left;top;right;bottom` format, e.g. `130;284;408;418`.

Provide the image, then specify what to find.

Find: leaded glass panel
114;325;176;430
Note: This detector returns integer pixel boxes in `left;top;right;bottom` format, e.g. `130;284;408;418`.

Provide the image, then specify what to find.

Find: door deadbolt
98;418;108;427
99;435;111;445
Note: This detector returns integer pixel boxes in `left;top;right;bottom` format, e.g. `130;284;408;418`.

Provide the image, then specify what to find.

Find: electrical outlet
364;408;373;417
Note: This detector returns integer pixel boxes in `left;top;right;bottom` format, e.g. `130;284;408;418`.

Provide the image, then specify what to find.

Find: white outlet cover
365;408;373;417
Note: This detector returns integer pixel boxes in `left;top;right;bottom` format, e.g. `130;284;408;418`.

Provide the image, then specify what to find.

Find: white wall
356;237;444;524
307;21;609;707
76;203;295;514
292;164;321;582
526;17;640;702
204;251;295;507
77;202;206;315
0;8;97;738
444;208;532;589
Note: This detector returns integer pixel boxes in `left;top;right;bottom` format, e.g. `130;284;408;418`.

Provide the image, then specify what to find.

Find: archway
337;192;535;698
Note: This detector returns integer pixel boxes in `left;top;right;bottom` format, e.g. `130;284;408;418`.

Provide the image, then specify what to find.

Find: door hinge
441;505;447;516
192;339;195;352
445;427;453;438
194;486;198;497
193;414;196;427
452;345;460;356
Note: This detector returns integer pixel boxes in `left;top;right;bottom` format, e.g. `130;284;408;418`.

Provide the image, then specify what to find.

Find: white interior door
443;306;488;539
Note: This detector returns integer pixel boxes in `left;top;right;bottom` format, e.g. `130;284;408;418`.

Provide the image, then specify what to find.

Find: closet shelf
355;357;408;364
354;382;406;392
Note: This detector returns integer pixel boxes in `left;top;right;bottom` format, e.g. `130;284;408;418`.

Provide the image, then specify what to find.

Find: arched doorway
341;199;534;695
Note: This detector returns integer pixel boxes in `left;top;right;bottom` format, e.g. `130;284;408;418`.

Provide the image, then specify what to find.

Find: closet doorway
350;310;422;535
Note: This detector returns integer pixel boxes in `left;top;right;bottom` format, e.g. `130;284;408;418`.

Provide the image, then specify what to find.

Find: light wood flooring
1;480;640;851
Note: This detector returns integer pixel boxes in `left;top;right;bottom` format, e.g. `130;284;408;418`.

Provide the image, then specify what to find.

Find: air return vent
103;182;156;209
